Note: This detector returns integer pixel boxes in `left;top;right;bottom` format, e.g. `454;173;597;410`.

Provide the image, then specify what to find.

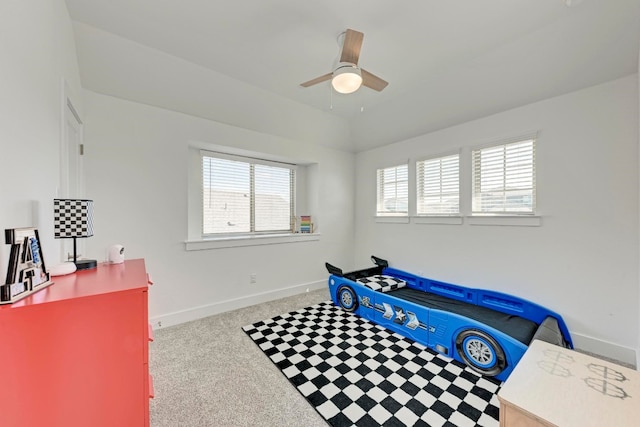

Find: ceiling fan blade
300;72;333;87
361;69;388;91
340;29;364;65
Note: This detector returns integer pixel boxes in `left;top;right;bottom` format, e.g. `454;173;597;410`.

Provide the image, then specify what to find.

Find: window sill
413;216;463;225
375;216;410;224
185;233;320;251
466;215;541;227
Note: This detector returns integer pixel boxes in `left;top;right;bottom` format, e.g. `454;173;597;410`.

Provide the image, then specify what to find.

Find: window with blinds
472;137;536;214
376;164;408;216
416;154;460;215
202;152;295;235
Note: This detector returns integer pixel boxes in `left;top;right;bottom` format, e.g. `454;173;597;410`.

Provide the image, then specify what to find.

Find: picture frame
2;227;53;304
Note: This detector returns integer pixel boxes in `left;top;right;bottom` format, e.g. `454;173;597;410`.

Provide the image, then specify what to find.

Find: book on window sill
300;215;312;233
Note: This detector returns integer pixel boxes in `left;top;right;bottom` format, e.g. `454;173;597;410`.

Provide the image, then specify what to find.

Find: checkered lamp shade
54;199;94;238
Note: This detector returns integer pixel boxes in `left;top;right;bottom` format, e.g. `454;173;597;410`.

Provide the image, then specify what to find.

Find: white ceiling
65;0;640;151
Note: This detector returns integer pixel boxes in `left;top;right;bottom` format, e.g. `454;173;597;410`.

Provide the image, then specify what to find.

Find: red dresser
0;259;153;427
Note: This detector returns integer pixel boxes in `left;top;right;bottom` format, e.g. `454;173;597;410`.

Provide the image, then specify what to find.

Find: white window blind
202;153;294;235
376;164;408;216
416;154;459;215
472;137;536;214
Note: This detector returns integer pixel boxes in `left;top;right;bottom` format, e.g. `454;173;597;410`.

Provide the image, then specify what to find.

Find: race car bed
325;256;572;381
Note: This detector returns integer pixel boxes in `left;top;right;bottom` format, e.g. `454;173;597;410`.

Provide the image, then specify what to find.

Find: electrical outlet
250;273;257;284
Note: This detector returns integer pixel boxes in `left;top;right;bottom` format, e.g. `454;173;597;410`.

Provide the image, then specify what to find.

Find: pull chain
330;84;333;110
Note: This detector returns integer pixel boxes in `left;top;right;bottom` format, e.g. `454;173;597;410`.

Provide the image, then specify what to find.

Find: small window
472;137;536;215
202;152;295;236
376;164;408;216
416;154;459;215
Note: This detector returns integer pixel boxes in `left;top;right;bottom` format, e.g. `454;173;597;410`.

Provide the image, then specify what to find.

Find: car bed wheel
337;285;358;312
455;329;506;376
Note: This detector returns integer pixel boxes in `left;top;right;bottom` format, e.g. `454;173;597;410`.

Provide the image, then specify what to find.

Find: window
416;154;459;215
472;137;536;215
202;152;295;236
376;164;408;216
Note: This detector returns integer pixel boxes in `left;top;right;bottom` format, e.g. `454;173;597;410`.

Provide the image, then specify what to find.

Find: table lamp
53;199;97;270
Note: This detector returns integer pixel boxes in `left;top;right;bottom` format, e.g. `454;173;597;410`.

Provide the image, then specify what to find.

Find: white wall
72;22;353;152
81;90;355;327
0;0;82;273
355;75;639;364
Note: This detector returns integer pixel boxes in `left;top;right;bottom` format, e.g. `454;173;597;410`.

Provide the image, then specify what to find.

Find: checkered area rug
242;301;501;427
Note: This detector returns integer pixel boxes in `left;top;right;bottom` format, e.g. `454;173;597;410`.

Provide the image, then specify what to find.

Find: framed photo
2;227;53;304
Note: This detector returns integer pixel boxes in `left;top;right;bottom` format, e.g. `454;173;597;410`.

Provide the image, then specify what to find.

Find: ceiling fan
300;29;388;94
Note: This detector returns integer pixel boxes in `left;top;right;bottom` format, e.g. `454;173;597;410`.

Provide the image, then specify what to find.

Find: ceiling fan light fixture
331;63;362;94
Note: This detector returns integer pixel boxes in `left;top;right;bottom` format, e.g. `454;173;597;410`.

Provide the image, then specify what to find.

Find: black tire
455;329;506;376
336;285;358;312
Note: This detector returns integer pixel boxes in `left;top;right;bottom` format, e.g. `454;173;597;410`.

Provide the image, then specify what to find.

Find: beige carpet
149;288;634;426
150;289;330;427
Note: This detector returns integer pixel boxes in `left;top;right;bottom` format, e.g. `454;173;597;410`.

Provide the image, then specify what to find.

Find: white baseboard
150;279;326;329
571;333;637;368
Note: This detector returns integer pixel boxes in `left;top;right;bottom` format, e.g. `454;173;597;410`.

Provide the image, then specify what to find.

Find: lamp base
75;259;97;270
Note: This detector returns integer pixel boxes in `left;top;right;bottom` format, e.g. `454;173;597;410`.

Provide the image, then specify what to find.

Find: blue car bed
325;256;572;381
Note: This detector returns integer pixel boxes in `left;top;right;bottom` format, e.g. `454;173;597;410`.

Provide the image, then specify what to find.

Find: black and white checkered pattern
53;199;94;238
357;275;407;293
243;301;501;427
